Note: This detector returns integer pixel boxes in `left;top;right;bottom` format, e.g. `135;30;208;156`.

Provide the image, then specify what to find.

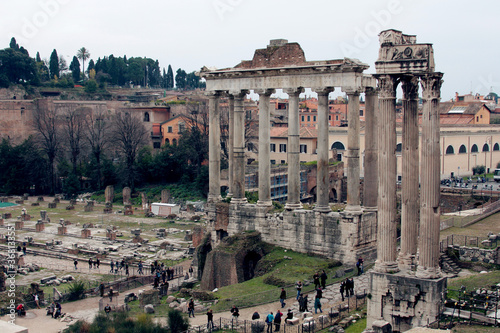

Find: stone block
48;203;57;209
69;199;77;205
21;214;31;221
302;312;313;319
84;205;93;212
81;229;91;238
58;226;67;235
37;196;44;202
41;275;57;284
53;197;60;203
106;230;117;241
144;304;155;314
31;202;39;206
0;219;3;226
287;318;300;325
15;200;24;204
15;220;24;230
36;222;45;232
139;289;159;306
371;320;392;333
66;205;75;210
23;193;29;200
2;213;12;219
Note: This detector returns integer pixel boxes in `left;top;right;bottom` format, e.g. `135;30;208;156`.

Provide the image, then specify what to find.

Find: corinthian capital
376;74;398;99
401;76;419;101
420;73;444;101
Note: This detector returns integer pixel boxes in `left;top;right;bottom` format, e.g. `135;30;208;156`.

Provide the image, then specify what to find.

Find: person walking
314;297;322;314
340;281;345;302
138;261;143;275
99;283;105;297
320;270;328;289
74;259;78;270
313;272;320;289
188;299;195;318
104;304;111;317
108;287;113;302
279;288;286;308
22;246;27;256
350;278;355;296
88;258;93;270
356;258;363;276
315;286;323;300
274;309;282;332
265;312;274;333
110;260;114;273
295;281;302;300
125;264;129;276
96;258;100;269
230;305;239;321
207;309;214;329
34;293;40;309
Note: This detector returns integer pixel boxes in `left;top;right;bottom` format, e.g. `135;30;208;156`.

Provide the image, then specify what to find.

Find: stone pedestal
81;229;91;238
367;272;446;332
123;187;131;205
2;213;12;219
84;204;93;212
37;196;44;202
36;220;45;232
106;230;117;241
53;197;60;203
124;204;134;215
161;189;169;203
48;203;57;209
0;218;3;226
23;193;29;200
66;205;74;210
21;214;31;221
103;203;113;214
15;220;24;230
15;199;24;205
105;185;114;203
58;225;67;235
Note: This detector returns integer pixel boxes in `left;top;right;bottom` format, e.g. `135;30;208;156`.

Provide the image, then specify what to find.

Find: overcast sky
1;0;498;101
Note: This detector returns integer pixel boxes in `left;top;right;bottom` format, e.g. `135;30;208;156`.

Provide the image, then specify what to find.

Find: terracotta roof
269;126;318;138
438;102;490;115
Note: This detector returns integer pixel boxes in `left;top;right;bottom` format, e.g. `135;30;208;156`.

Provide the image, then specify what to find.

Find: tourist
22;246;27;256
340;281;345;302
88;258;93;270
314;297;322;314
207;309;214;329
121;259;125;270
54;302;62;319
189;266;194;277
104;304;111;317
110;260;114;273
96;258;100;269
150;263;155;275
188;299;195;318
230;305;239;321
298;294;305;312
74;259;78;270
33;293;40;309
344;278;350;298
17;245;21;252
251;311;260;320
274;309;282;332
313;272;320;289
315;286;322;299
16;303;26;317
125;264;129;276
46;301;55;317
138;261;143;275
265;312;274;333
162;269;166;283
295;281;302;300
285;309;293;323
108;287;113;302
302;294;309;312
356;258;364;275
99;283;105;297
350;278;355;296
320;270;328;289
279;287;286;308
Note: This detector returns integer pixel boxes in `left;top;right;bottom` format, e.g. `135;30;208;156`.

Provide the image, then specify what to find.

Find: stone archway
242;251;262;281
330;188;338;202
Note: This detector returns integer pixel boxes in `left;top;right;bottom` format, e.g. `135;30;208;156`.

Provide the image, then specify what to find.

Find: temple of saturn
201;30;445;331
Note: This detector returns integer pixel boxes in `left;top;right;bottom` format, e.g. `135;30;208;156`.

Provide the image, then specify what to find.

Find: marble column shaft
345;91;361;212
374;75;399;273
228;95;235;197
231;90;249;204
364;88;378;209
417;73;443;279
315;88;333;212
285;88;304;210
399;76;420;270
208;91;221;202
256;89;275;207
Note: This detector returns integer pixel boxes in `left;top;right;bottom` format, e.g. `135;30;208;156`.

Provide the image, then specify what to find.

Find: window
144;112;150;122
494;143;500;151
313;116;316;122
336;115;339;121
167;126;173;133
471;144;478;153
459;144;467;153
153;142;161;149
300;144;307;153
307;116;310;122
483;144;489;152
446;145;454;154
396;143;402;153
281;160;286;164
359;110;364;116
279;144;287;153
477;116;479;122
301;116;304;122
271;160;276;165
178;122;185;133
329;115;331;120
248;142;254;151
270;143;276;152
331;141;345;150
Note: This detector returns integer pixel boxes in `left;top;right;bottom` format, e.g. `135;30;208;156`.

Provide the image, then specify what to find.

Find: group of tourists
109;259;128;274
45;301;62;319
339;278;355;301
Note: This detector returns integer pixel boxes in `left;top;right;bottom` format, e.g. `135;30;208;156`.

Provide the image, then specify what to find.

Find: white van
494;169;500;182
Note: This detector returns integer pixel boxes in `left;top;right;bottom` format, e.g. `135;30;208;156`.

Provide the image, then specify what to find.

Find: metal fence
187;292;367;333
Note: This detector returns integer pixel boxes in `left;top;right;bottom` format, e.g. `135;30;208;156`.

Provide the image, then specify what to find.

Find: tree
87;59;95;73
166;64;174;89
175;68;187;89
58;55;68;73
0;48;38;86
49;49;59;79
63;107;87;174
111;111;149;191
84;79;98;93
9;37;19;50
84;109;109;190
77;47;90;80
32;101;59;194
69;56;81;82
168;310;189;333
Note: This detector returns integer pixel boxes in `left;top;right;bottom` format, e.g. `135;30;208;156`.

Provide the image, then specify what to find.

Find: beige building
264;124;500;178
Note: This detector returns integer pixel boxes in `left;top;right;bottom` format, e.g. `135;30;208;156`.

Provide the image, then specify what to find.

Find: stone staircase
440;253;461;277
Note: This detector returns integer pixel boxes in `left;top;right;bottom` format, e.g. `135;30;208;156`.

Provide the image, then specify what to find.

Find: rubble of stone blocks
139;289;160;306
22;193;29;200
40;274;74;286
15;199;24;204
31;202;39;206
81;229;91;238
66;205;75;210
48;203;57;208
37;196;44;202
124;204;134;215
53;197;60;203
35;220;45;232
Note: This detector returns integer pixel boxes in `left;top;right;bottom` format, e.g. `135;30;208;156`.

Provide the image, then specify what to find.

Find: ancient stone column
374;75;399;273
123;187;131;205
231;90;249;204
398;76;420;270
228;95;235;198
207;91;221;203
345;90;362;212
285;88;304;210
416;73;444;279
315;88;333;212
256;89;275;207
105;185;114;204
364;88;378;209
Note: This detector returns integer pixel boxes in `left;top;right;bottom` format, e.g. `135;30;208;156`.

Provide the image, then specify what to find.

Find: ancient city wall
458;246;500;264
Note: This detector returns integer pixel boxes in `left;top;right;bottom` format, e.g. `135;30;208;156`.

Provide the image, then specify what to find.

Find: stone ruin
0;270;5;292
37;196;44;202
106;228;117;241
81;228;91;239
58;219;67;235
21;207;31;221
161;189;170;203
123;187;131;205
40;210;49;223
35;219;45;232
103;185;114;213
15;217;24;230
131;229;143;243
48;202;57;208
23;193;29;200
84;200;94;212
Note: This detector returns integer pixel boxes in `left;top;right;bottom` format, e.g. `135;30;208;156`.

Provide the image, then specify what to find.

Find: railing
187;292;367;333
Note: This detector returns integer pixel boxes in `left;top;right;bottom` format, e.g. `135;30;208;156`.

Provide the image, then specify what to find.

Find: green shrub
67;280;86;301
473;165;486;175
168;309;189;333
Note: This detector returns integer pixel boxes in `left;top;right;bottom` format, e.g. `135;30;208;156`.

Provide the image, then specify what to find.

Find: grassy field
447;271;500;300
345;318;367;333
440;211;500;240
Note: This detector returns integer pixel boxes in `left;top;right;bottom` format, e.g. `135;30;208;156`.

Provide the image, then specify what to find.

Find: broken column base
124;204;134;215
106;230;117;241
84;205;93;212
58;226;67;235
21;214;31;221
81;229;91;238
15;220;24;230
367;271;447;332
48;203;57;209
36;222;45;232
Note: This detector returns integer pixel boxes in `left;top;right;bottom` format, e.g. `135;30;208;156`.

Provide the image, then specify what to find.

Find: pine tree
166;64;174;89
36;52;42;63
69;56;81;82
9;37;19;50
49;49;59;79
